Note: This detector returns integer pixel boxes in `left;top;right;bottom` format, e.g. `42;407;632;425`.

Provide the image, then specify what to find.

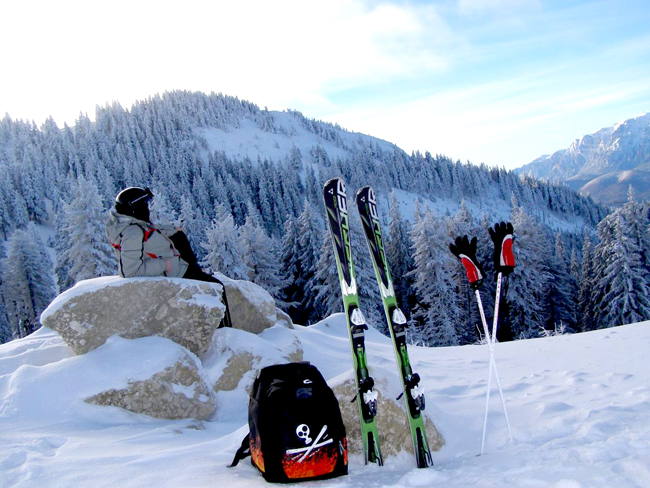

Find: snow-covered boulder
86;348;216;420
331;373;444;456
40;277;226;356
0;331;217;422
215;273;293;333
36;275;300;421
204;326;304;393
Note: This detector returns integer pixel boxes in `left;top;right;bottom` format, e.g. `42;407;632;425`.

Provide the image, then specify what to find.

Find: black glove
449;235;485;289
488;222;515;276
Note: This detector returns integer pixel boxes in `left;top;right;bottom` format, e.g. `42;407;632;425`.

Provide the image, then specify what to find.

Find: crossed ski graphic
286;425;333;462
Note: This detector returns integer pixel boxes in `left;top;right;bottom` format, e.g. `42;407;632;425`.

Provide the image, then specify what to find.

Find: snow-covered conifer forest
1;90;649;345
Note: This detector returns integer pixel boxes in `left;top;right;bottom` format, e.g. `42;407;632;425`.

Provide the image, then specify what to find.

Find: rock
216;273;293;334
332;374;444;456
39;275;300;422
213;350;256;392
204;327;304;393
41;277;225;356
86;348;216;420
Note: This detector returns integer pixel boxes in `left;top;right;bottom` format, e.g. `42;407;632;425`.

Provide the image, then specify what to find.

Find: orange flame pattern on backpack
251;435;265;473
281;437;347;480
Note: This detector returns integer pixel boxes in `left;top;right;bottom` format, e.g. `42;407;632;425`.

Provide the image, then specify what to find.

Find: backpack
230;362;348;483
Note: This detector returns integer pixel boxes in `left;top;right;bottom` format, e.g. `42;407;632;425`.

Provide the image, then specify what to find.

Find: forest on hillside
1;90;648;346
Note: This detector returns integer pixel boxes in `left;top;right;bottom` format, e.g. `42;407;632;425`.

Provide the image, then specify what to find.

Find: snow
2;311;650;487
193;107;594;232
198;111;397;166
40;276;221;324
381;186;584;236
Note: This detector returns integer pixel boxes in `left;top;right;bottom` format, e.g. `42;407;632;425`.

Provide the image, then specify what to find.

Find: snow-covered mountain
1;298;649;487
0;91;619;345
517;113;650;206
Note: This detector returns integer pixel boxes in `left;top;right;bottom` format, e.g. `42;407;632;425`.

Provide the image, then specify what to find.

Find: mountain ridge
517;112;650;205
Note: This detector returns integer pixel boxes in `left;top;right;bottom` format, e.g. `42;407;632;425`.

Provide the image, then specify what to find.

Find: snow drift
1;303;649;486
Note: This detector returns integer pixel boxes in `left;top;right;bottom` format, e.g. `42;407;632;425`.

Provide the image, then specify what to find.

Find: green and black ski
356;186;433;468
323;177;383;466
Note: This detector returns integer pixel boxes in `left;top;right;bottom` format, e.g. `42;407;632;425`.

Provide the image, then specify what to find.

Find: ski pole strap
228;433;251;468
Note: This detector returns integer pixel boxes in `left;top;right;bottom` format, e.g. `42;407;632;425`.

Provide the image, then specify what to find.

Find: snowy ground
1;315;649;487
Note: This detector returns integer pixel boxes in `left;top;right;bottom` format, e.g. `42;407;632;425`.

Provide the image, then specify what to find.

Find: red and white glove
488;222;515;276
449;235;485;289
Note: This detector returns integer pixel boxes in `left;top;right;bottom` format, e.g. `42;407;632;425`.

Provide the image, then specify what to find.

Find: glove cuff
460;254;484;287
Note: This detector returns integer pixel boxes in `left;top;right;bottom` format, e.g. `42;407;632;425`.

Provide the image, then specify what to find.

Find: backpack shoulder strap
228;433;251;468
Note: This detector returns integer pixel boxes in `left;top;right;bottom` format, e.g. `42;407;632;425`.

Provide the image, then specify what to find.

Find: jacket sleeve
120;225;167;277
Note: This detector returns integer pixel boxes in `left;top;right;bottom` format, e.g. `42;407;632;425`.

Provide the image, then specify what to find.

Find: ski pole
475;286;512;456
490;273;512;444
474;289;493;456
474;221;517;454
449;234;513;452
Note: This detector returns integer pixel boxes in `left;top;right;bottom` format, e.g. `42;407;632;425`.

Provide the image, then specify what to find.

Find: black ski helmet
115;187;153;221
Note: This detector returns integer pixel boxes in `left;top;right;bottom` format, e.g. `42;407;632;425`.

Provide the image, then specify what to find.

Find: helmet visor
130;187;153;206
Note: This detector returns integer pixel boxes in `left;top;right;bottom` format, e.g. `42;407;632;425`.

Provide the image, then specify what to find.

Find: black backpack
230;362;348;483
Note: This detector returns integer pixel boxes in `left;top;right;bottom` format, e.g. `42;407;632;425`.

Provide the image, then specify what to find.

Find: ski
355;186;433;468
323;178;383;466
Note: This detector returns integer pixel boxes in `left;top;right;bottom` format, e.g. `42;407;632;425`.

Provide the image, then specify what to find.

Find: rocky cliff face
517;113;650;206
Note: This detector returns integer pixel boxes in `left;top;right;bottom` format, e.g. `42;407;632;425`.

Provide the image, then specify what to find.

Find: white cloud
457;0;541;16
0;0;455;126
1;0;647;171
326;54;650;169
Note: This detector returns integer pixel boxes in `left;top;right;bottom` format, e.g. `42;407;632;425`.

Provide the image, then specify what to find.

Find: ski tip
355;186;371;197
324;176;342;188
323;177;346;198
355;186;374;203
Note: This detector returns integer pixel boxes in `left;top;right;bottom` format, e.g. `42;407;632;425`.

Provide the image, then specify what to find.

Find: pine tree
547;232;577;332
54;178;115;290
578;230;596;331
280;215;302;314
201;205;251;280
409;207;461;346
386;191;414;316
594;211;650;327
447;203;477;344
281;201;322;324
179;195;208;261
149;185;179;226
622;186;650;273
308;227;342;323
569;247;580;328
0;245;12;344
240;207;289;305
505;205;552;339
3;224;57;338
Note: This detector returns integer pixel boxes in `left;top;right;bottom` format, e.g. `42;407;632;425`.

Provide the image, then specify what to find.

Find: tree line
2;90;642;345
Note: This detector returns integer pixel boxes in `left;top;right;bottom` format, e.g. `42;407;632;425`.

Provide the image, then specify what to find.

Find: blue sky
1;0;649;169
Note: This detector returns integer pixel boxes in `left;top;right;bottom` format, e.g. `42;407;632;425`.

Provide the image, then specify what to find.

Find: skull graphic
296;424;312;445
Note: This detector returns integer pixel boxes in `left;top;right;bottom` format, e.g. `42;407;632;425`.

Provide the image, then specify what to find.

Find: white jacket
105;210;189;278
